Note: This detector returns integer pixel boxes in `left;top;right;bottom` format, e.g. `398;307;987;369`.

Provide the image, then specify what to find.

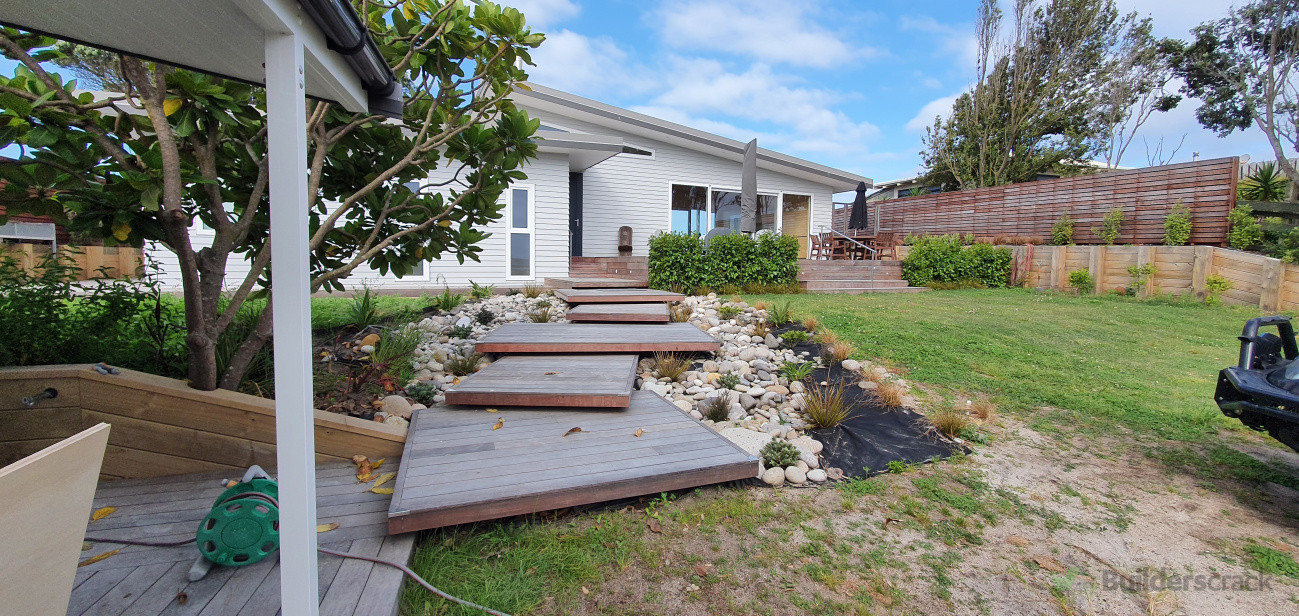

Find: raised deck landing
545;277;648;289
444;354;638;407
70;461;413;616
567;303;669;323
475;323;718;354
555;288;684;304
387;391;758;532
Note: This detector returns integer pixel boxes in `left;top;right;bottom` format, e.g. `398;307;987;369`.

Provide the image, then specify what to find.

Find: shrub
429;286;465;312
703;233;753;290
1228;204;1263;250
647;232;704;291
760;440;802;468
444;351;485;376
468;280;495;299
348;284;380;328
405;381;439;406
804;382;852;428
647;230;799;291
1051;216;1075;245
1260;218;1299;263
901;234;1012;287
474;307;495;326
447;324;473;339
1127;263;1157;295
745;232;801;285
1163;201;1193;246
700;395;730;422
718;305;742;320
779;360;815;381
780;330;810;344
651;352;689;380
1068;269;1094;294
1097;207;1124;245
925;280;988;291
1204;274;1233;305
716;373;742;390
930;407;971;437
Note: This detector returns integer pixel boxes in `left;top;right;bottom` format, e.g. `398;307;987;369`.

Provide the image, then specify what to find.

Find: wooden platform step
387;391;759;532
475;323;719;354
555;288;684;304
545;277;649;289
444;355;638;408
567;303;669;323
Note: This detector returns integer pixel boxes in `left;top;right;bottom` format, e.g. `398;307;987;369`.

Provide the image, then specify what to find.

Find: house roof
514;83;873;192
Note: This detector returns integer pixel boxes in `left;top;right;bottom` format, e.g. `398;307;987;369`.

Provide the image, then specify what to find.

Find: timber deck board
554;288;684;303
386;391;758;533
68;461;415;616
545;277;648;289
443;355;638;407
475;323;718;354
566;303;670;323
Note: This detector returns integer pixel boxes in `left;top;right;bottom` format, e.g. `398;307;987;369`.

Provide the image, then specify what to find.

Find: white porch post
265;30;320;614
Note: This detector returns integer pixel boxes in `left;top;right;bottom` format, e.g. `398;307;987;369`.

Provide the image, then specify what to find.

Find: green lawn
744;288;1279;443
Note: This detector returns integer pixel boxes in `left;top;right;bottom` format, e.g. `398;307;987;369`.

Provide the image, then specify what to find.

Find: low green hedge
901;234;1013;288
648;231;800;292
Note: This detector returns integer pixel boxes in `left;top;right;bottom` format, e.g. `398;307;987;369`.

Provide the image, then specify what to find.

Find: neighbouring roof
514;83;873;192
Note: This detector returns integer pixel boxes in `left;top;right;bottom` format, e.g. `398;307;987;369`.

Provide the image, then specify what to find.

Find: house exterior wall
145;151;571;291
530;110;837;258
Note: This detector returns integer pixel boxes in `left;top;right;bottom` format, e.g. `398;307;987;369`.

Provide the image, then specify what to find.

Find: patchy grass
310;294;426;330
743;288;1272;442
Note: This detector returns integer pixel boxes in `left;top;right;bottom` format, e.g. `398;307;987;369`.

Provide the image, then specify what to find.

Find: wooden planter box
0;365;405;479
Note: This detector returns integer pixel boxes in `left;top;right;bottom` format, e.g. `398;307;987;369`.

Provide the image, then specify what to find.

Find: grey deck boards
554;288;684;303
475;323;718;354
69;461;415;616
386;391;759;533
444;354;638;407
566;303;670;323
545;277;648;289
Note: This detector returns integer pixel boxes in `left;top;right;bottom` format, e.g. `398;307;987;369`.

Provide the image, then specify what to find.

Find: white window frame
665;182;816;257
504;184;536;280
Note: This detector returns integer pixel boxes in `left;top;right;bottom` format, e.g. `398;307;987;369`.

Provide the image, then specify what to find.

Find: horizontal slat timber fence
0;243;141;279
857;157;1238;245
0;365;405;479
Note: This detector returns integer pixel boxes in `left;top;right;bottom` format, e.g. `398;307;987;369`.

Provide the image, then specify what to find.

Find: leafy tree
1163;0;1299;187
0;1;544;390
1096;19;1181;168
921;0;1155;189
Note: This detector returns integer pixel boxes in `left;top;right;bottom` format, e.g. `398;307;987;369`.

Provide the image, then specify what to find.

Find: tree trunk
217;295;277;391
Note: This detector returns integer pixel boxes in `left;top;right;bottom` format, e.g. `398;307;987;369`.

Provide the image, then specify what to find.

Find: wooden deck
554;288;684;303
566;303;670;323
70;461;414;616
387;391;759;533
544;277;648;289
475;323;719;354
444;355;639;408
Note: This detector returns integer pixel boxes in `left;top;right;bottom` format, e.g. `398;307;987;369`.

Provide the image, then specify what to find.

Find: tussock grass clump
752;300;770;311
804;382;852;428
813;329;839;345
668;303;693;323
801;315;819;332
752;321;771;339
970;398;997;421
444;351;485;376
769;301;793;326
821;340;855;365
348;285;380;329
521;284;546;299
528;306;555;323
652;352;690;381
930;406;972;437
699;395;729;422
876;382;905;408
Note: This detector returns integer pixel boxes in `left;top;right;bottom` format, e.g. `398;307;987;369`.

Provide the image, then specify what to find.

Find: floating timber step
444;355;638;408
387;391;759;532
567;303;669;323
545;277;649;289
475;323;718;354
555;288;684;304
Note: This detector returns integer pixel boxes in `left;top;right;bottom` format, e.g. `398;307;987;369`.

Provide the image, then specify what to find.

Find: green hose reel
192;466;280;575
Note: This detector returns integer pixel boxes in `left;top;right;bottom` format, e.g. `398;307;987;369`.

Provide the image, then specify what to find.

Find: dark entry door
569;172;583;257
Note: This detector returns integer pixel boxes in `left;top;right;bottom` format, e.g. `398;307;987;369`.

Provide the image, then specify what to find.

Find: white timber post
266;30;320;615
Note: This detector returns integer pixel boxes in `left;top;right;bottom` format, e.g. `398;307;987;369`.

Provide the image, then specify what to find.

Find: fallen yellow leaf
372;458;385;470
634;428;644;438
581;586;590;595
453;377;461;386
90;506;117;521
486;408;499;413
372;472;397;489
369;487;394;495
317;523;339;533
492;418;504;430
78;549;120;567
563;427;583;437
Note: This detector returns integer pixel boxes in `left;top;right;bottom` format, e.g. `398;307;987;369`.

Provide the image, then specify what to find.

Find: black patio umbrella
847;181;869;230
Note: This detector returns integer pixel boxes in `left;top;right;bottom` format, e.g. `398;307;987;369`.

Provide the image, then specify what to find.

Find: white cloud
899;15;977;76
1117;0;1230;38
498;0;580;28
526;30;653;96
651;1;880;68
905;94;960;133
922;77;943;89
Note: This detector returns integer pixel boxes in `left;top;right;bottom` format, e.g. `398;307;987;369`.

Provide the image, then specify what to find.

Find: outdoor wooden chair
872;231;898;260
828;235;851;260
809;234;825;259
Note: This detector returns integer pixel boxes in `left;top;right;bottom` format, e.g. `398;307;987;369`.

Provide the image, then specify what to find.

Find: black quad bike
1216;316;1299;451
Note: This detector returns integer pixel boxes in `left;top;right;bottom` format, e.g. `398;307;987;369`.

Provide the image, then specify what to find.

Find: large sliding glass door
780;194;811;257
672;183;783;234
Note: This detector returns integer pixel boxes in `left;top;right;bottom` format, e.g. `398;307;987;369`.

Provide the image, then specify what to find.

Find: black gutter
296;0;402;118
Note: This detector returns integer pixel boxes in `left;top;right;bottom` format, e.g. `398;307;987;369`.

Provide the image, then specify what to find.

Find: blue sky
507;0;1279;185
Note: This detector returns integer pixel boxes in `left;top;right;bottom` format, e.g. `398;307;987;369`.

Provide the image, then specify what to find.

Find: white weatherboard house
150;83;873;289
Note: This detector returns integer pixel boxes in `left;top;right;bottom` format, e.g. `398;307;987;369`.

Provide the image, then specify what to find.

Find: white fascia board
233;0;368;113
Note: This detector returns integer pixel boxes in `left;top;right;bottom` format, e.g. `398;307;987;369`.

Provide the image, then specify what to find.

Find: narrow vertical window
506;186;533;278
